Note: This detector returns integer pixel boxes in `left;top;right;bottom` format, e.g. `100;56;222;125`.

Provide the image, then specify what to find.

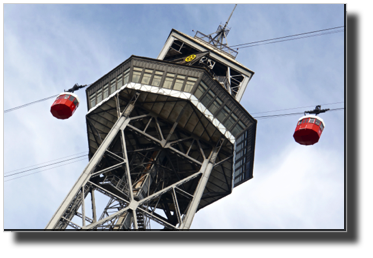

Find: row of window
90;68;130;108
298;117;324;131
233;130;253;187
57;94;79;107
89;67;199;109
195;82;246;137
132;67;198;92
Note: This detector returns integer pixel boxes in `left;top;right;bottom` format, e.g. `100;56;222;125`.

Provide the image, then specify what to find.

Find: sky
3;3;346;232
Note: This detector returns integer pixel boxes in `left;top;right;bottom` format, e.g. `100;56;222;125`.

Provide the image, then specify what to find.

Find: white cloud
192;143;344;229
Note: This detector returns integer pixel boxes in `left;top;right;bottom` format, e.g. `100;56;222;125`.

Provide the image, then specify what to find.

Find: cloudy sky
4;4;345;231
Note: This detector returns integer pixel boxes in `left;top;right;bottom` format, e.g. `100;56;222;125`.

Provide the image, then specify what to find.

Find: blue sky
4;4;345;230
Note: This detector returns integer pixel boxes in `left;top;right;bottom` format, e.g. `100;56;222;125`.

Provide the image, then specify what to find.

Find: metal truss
46;92;225;230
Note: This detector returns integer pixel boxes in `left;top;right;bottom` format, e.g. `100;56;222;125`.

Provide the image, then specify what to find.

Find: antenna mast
203;4;237;49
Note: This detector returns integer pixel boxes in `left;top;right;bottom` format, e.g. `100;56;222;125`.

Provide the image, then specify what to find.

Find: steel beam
45;98;138;229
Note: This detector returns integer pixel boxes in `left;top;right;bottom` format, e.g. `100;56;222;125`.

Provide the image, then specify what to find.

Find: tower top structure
158;6;254;102
195;4;237;53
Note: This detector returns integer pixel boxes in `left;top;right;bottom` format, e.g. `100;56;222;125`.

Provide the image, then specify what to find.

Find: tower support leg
178;160;213;229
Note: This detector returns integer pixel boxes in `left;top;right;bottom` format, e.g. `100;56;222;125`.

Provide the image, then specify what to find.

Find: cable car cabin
293;115;325;145
50;92;80;119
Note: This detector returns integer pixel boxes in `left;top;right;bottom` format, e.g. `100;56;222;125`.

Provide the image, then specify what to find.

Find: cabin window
184;77;197;92
224;112;238;130
109;79;115;94
298;120;302;125
163;77;173;89
97;89;102;103
232;121;245;137
90;93;96;108
103;83;109;98
320;123;324;131
201;90;215;107
64;95;69;99
315;119;320;126
194;81;208;99
151;73;163;87
73;98;79;107
217;106;231;123
123;68;130;84
116;74;123;92
302;118;308;124
209;97;223;115
173;75;185;90
58;95;65;100
141;69;153;84
132;71;141;83
132;67;143;83
309;118;315;123
68;95;75;102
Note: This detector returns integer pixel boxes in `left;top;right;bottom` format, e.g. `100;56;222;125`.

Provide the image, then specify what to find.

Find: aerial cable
4;157;88;183
237;29;343;49
4;83;89;113
4;26;344;114
4;94;59;113
4;151;88;175
4;154;88;178
250;101;344;115
254;107;344;119
4;104;344;181
230;26;344;48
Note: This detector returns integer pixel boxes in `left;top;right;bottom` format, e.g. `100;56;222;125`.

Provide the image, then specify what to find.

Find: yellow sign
185;54;196;62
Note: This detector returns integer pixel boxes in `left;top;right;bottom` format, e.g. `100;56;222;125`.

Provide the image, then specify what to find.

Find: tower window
209;97;223;115
141;73;151;84
116;74;123;91
201;90;215;107
194;81;208;99
184;77;197;92
103;83;109;98
163;73;175;89
90;93;96;108
123;68;130;84
97;89;102;103
151;71;164;87
217;106;231;123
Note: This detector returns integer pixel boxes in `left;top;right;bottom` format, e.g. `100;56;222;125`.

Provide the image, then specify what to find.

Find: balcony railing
194;31;238;59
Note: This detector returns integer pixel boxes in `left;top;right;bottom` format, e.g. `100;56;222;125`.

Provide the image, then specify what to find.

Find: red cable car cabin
50;92;80;119
293;115;325;145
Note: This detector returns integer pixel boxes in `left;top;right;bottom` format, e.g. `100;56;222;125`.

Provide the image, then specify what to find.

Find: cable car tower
46;5;257;230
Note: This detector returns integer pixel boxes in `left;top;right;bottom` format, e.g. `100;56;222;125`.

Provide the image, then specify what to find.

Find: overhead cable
230;26;344;48
4;157;88;182
4;154;88;178
250;101;344;115
4;151;88;175
254;107;344;119
4;94;59;113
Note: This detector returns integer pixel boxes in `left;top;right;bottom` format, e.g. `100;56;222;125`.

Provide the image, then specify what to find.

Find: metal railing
194;31;238;59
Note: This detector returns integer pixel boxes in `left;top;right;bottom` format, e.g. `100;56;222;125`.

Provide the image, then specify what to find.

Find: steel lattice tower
46;13;257;230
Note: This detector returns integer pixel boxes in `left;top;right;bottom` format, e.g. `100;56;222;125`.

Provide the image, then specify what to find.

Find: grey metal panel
233;122;256;188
